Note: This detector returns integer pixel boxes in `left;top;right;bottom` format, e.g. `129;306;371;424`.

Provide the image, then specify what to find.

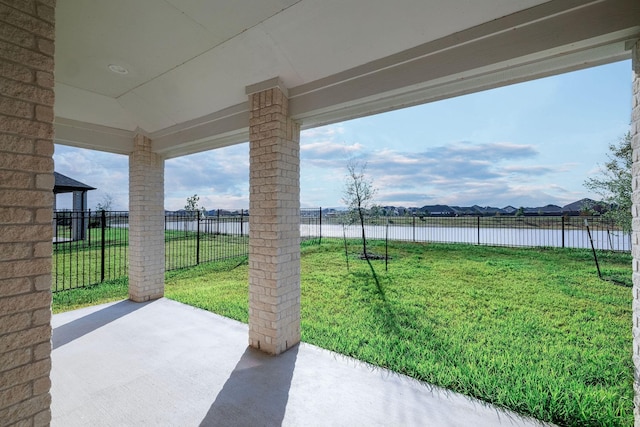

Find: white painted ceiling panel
163;0;300;39
261;0;549;82
56;0;223;97
114;91;178;133
54;83;137;131
123;27;300;126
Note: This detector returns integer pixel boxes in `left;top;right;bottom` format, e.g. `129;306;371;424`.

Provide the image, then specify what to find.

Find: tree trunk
358;206;367;258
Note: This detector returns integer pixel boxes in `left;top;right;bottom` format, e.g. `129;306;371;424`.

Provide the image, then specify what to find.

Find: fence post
319;207;322;245
217;209;220;235
100;210;106;282
196;211;201;265
412;214;416;242
385;220;389;272
477;216;481;245
240;209;244;235
561;215;565;248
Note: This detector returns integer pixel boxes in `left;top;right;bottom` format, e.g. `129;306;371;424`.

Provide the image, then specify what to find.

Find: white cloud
164;144;249;210
53;135;594;212
301;124;345;139
301;141;363;156
54;145;129;210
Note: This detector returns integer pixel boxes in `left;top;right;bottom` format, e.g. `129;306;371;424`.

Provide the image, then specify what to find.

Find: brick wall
631;41;640;425
128;134;165;302
248;85;301;355
0;0;55;425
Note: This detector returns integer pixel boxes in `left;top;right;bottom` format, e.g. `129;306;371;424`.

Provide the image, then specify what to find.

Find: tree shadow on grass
232;256;249;269
348;263;438;345
349;269;405;337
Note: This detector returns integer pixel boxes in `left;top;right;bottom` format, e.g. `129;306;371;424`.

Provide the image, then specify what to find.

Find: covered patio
1;0;640;425
51;298;548;427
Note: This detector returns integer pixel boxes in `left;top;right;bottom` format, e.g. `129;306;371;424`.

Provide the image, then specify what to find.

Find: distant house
562;198;599;215
468;205;505;216
450;206;480;216
322;208;339;218
421;205;455;216
502;205;517;215
481;206;504;216
301;209;319;218
537;204;562;215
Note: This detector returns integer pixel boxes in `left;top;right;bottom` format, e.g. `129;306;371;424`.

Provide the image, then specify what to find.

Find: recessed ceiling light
108;64;129;75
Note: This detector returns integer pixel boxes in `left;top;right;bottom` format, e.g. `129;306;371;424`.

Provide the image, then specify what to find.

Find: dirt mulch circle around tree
358;253;391;260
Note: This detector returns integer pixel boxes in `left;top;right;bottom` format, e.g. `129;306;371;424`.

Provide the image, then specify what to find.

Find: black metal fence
300;209;631;252
53;209;630;292
53;210;129;292
164;212;248;271
53;210;249;292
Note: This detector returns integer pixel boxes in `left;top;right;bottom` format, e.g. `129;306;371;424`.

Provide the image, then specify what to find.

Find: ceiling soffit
53;0;640;158
55;0;301;97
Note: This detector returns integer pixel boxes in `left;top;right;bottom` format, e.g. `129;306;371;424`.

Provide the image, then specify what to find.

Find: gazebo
53;172;96;241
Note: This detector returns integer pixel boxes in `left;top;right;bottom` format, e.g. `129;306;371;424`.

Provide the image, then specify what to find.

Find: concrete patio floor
51;298;552;427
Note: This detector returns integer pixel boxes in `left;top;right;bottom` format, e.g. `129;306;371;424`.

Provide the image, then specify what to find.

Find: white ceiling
53;0;640;158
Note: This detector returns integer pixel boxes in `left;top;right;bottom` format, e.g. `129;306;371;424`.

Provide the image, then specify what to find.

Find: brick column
129;134;165;302
632;41;640;426
247;80;301;355
0;0;56;425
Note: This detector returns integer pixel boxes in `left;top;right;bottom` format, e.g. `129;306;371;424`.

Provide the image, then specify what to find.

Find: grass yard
52;227;247;291
52;240;633;426
53;228;129;291
164;231;248;271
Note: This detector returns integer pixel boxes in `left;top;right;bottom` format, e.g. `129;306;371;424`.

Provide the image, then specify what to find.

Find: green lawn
53;228;129;292
52;240;633;426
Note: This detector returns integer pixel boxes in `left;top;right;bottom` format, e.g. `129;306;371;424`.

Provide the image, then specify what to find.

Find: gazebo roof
53;172;96;194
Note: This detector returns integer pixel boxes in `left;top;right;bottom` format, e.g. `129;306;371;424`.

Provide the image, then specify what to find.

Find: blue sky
54;60;633;211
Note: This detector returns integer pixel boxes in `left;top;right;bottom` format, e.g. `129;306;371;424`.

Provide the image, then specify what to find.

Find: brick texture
128;134;165;302
632;41;640;426
248;85;301;355
0;0;55;425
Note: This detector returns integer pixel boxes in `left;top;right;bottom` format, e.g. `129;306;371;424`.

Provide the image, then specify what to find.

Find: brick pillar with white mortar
128;133;165;302
0;0;56;424
247;79;301;355
631;40;640;426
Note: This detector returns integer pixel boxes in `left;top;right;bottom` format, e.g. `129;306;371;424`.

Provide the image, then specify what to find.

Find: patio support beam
128;133;165;302
632;40;640;425
247;79;301;355
0;0;56;424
